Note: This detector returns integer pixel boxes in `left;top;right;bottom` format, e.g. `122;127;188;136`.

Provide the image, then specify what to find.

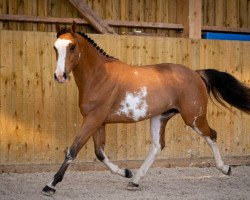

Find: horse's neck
72;43;108;94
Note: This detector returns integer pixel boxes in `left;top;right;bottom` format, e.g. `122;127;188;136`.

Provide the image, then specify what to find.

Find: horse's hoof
221;166;232;176
127;182;139;191
124;168;133;178
225;166;232;176
42;185;56;196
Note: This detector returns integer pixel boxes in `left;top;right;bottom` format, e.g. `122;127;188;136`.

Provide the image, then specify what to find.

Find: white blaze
117;87;148;121
54;38;72;75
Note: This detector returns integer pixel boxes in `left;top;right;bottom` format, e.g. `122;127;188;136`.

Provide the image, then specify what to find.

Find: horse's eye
69;45;75;51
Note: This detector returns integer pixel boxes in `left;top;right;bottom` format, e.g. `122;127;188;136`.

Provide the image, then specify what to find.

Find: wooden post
177;0;202;39
68;0;116;34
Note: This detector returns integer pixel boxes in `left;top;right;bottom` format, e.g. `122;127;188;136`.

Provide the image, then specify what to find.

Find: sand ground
0;165;249;200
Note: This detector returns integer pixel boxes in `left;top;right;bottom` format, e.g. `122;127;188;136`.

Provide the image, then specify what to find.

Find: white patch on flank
134;71;138;75
54;38;72;76
117;87;148;121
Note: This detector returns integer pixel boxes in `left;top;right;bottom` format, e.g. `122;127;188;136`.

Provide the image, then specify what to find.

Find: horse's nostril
63;72;67;79
54;73;57;80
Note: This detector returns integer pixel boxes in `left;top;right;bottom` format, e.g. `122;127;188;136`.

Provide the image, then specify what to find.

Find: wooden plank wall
0;0;249;36
0;30;249;169
203;0;250;28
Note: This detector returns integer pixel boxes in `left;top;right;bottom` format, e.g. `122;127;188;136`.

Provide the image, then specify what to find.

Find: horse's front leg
42;115;102;196
93;125;132;178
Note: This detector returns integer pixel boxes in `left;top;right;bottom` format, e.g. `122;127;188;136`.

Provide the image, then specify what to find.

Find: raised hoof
127;182;139;191
124;168;133;178
42;185;56;196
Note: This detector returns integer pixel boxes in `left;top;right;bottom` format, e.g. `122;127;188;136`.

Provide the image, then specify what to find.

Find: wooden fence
1;0;250;36
0;30;249;172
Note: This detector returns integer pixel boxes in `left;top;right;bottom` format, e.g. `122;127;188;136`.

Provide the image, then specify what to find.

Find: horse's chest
115;87;149;121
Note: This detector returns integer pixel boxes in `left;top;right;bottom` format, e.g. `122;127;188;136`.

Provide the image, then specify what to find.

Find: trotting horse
42;22;250;195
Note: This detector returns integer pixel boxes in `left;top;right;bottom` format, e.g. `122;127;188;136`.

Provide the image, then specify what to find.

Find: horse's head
54;22;80;83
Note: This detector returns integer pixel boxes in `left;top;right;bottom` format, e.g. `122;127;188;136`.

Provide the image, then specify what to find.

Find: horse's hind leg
93;125;132;178
127;111;176;190
192;115;231;175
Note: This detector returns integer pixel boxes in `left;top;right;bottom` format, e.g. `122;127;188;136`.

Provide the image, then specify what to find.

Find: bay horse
42;22;250;196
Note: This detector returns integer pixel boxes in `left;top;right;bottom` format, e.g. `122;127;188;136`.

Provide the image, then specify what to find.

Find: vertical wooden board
248;0;250;28
39;32;56;163
46;0;52;32
31;32;44;163
92;0;104;19
16;0;25;30
120;0;130;34
239;0;248;28
0;0;8;29
49;32;65;164
215;0;226;26
241;42;250;155
37;0;47;31
7;0;18;30
0;31;1;162
5;29;22;164
226;0;239;27
112;0;120;20
22;0;34;31
156;0;168;36
21;31;36;164
189;39;200;69
104;0;113;20
5;30;17;164
31;0;37;31
11;29;26;164
51;0;61;32
203;0;215;26
168;0;178;37
0;31;12;164
147;0;157;34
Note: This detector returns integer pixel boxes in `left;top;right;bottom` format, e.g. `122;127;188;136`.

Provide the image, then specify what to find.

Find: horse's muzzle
54;72;67;83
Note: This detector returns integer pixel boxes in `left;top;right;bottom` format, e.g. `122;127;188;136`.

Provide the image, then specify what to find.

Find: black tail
197;69;250;114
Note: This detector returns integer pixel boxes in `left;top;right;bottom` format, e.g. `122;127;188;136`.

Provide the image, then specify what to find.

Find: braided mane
77;32;114;59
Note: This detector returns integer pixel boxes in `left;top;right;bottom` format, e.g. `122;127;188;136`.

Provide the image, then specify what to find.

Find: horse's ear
72;21;76;34
56;23;60;33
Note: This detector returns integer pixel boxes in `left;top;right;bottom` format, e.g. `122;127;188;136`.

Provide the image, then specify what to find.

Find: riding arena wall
0;30;249;173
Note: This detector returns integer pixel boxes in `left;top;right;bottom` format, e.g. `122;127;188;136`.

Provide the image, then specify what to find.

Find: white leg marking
101;149;125;177
47;179;55;189
131;115;162;184
204;137;229;174
193;126;229;174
